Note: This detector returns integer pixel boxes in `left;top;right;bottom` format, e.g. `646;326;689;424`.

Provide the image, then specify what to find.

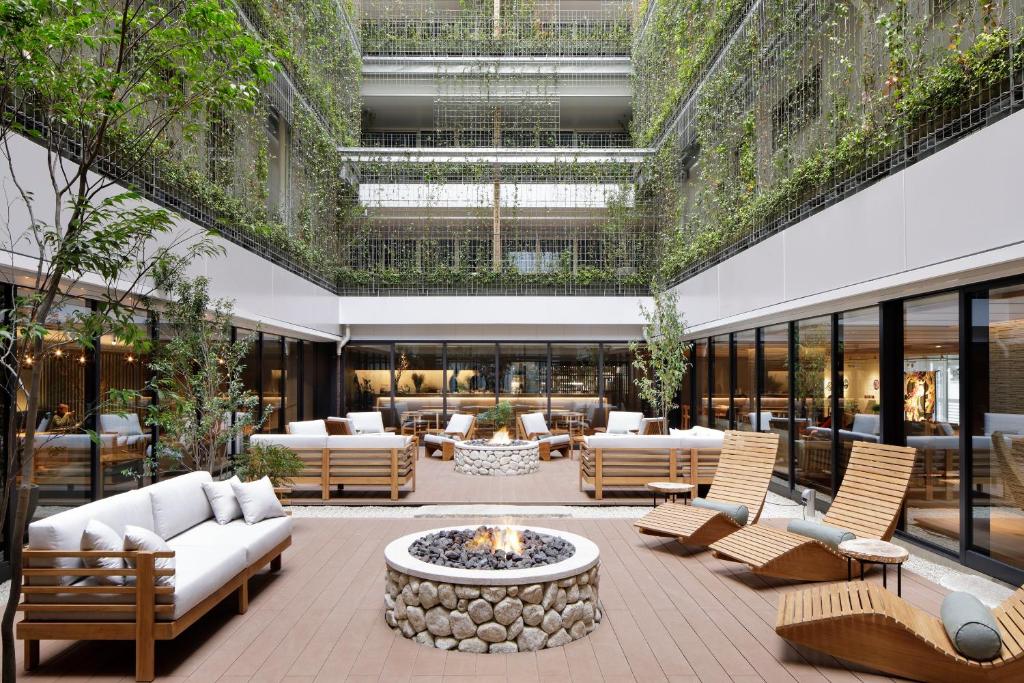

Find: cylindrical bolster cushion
692;498;748;526
941;592;1002;660
786;519;855;549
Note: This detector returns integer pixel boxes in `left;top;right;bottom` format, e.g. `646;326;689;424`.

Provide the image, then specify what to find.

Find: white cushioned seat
147;471;215;540
250;434;328;449
347;411;386;434
326;434;411;449
169;516;293;567
446;413;474;435
606;411;644;434
287;419;328;435
164;544;247;619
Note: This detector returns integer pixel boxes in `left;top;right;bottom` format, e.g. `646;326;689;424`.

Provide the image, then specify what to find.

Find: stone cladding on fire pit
384;526;601;653
454;439;540;476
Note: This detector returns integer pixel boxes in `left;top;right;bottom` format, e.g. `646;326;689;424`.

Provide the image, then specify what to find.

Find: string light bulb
54;349;63;358
78;355;86;365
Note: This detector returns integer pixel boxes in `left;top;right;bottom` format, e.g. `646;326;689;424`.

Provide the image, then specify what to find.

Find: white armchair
518;412;571;460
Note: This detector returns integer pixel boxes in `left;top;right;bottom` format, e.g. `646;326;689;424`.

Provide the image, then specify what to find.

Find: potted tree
629;283;689;429
233;442;305;501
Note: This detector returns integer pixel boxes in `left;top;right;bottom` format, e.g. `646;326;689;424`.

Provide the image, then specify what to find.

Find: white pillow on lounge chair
347;411;386;434
606;411;643;434
521;412;550;437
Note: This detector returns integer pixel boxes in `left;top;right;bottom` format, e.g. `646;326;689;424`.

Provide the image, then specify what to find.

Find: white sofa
18;471;292;681
580;427;726;499
250;432;416;499
423;413;476;459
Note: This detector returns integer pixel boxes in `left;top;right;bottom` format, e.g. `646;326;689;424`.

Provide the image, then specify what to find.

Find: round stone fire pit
454;438;540;476
384;525;601;653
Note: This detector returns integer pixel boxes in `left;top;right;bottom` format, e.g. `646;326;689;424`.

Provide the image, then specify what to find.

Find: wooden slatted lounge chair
633;430;779;547
709;441;917;581
776;582;1024;683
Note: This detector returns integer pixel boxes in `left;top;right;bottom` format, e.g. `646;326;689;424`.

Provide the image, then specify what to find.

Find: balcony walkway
287;451;654;506
17;515;947;681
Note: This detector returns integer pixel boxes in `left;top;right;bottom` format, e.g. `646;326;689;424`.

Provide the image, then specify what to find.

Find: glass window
762;323;791;482
694;340;710;426
98;314;154;497
500;344;548;422
903;293;960;554
343;344;393;424
793;316;833;497
394;344;444;431
602;343;645;417
261;334;283;433
550;343;599;431
712;334;731;429
445;344;497;423
284;339;301;426
838;307;881;480
22;297;92;505
969;284;1024;570
302;341;316;420
680;342;694;429
734;330;757;431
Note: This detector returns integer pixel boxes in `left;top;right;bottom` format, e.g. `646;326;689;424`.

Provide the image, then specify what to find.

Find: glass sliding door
694;339;710;426
969;284;1024;571
394;344;444;430
284;338;301;426
680;342;693;429
902;294;960;554
500;343;548;422
302;342;316;420
550;344;599;431
712;335;731;429
446;344;497;426
838;307;881;481
261;334;284;433
602;344;644;415
762;323;791;482
793;316;833;497
734;330;756;431
343;344;393;423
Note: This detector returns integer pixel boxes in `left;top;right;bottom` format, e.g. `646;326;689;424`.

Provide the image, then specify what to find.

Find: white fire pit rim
384;524;599;586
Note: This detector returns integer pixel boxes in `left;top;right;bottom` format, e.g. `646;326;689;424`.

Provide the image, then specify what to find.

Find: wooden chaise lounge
709;440;917;581
776;582;1024;682
634;430;779;546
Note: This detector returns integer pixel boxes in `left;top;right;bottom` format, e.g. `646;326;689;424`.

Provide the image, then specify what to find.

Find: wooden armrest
23;548;175;559
593;427;607;433
385;427;397;433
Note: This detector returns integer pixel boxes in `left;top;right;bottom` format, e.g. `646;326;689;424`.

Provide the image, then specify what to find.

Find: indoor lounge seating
710;440;917;581
517;411;572;459
634;430;779;547
580;426;725;499
776;582;1024;682
17;471;292;681
250;431;416;499
423;413;476;459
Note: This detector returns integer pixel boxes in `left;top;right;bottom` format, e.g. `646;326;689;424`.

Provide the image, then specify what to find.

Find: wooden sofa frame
579;443;722;499
18;536;291;681
281;438;417;500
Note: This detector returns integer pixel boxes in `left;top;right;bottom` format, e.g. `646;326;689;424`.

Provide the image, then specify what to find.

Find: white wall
0;133;341;342
672;108;1024;337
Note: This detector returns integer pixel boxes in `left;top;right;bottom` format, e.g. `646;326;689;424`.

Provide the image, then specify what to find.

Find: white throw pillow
231;477;286;524
81;519;125;586
123;525;175;587
202;476;243;525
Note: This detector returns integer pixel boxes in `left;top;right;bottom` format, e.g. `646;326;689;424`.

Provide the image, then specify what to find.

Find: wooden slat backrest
823;441;917;540
994;586;1024;662
705;430;780;522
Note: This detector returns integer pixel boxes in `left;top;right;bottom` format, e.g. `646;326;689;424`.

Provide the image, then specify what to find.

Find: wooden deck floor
15;516;947;682
288;451;657;506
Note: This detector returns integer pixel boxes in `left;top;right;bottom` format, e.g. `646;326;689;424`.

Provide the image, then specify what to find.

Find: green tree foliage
630;285;689;421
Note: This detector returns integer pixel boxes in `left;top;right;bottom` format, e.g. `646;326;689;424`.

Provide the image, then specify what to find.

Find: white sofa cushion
748;411;773;430
347;411;385;434
202;476;242;524
850;413;880;435
521;412;549;436
164;543;247;620
99;412;144;436
288;419;328;435
28;488;155;586
606;411;643;434
170;516;293;566
539;433;571;447
123;525;175;587
148;471;214;540
81;520;125;586
446;413;474;435
251;434;328;449
231;477;286;524
326;434;411;449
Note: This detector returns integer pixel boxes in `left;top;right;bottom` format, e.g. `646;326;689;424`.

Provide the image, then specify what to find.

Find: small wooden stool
645;482;694;507
838;538;910;596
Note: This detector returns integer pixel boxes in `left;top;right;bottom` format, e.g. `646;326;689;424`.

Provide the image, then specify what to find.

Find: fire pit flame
466;526;523;555
488;427;513;445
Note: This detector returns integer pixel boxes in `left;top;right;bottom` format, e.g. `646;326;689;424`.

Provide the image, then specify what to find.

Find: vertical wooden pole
135;551;155;682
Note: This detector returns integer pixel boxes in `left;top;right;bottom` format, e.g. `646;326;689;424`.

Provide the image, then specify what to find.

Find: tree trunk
2;485;32;683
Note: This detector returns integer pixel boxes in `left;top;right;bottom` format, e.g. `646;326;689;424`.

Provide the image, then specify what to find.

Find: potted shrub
235;442;305;501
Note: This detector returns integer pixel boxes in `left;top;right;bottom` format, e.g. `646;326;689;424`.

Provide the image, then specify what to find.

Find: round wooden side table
645;482;694;508
838;539;910;596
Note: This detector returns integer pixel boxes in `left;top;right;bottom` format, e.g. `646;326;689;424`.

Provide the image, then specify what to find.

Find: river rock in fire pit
409;526;575;570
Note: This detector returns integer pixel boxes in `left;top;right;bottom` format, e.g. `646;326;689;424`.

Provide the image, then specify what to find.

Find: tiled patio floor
16;516;946;681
